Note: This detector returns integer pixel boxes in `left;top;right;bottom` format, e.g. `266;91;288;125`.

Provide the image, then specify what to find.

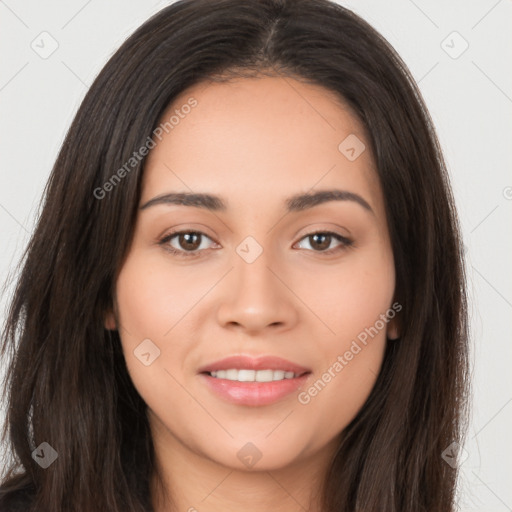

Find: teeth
209;369;299;381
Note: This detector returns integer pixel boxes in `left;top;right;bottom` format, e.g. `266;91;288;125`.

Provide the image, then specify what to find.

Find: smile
208;369;301;382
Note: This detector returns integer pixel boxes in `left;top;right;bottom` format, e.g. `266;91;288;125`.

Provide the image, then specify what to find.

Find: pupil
312;234;330;251
181;233;200;250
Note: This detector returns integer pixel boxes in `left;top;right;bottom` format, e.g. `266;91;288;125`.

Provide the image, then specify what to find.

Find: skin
105;75;399;512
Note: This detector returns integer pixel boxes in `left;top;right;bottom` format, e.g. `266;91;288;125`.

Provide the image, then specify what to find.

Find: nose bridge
215;234;297;331
233;234;282;306
236;236;275;292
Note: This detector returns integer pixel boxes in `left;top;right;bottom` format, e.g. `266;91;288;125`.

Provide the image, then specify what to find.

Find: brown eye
159;230;216;258
308;233;331;251
177;232;202;251
296;231;353;254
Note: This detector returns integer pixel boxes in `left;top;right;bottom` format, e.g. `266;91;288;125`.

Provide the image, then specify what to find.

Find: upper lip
198;355;311;375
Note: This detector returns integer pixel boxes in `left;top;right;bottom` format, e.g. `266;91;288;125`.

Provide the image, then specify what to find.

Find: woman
0;0;470;510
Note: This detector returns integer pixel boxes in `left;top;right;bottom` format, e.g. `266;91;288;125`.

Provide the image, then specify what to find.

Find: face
106;75;399;472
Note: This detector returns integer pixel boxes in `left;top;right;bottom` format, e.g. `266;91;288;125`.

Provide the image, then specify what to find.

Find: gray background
1;1;511;510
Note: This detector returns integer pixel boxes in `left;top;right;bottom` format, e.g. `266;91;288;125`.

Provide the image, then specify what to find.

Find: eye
159;230;217;258
294;231;353;255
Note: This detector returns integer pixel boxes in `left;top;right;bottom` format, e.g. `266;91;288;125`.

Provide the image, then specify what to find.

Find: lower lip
199;373;310;406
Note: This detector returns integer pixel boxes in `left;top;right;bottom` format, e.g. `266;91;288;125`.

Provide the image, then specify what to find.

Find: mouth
197;354;312;406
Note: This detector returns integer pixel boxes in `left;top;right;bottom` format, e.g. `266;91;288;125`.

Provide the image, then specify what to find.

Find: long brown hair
0;0;470;510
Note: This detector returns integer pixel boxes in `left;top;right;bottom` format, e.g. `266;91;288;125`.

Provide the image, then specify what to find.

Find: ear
104;309;117;331
386;315;400;340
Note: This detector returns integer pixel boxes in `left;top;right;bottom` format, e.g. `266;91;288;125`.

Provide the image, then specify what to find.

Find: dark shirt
0;486;35;512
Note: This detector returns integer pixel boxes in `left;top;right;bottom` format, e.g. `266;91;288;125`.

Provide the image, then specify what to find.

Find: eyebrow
139;189;374;214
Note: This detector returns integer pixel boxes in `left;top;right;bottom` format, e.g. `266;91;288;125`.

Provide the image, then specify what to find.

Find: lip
199;373;311;406
197;354;312;407
197;354;311;375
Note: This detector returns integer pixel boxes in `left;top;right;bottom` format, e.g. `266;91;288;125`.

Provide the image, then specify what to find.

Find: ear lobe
386;316;400;340
104;310;117;331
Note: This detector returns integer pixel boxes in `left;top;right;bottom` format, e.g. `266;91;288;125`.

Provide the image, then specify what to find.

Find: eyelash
158;229;354;259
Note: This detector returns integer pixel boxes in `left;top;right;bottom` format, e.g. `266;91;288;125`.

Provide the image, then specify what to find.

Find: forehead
142;75;383;217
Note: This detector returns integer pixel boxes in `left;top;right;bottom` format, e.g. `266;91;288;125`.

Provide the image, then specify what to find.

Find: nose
215;244;299;335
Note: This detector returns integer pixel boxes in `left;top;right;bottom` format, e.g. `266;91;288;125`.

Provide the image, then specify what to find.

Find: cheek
114;250;206;341
112;253;195;388
311;243;395;344
296;246;394;413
